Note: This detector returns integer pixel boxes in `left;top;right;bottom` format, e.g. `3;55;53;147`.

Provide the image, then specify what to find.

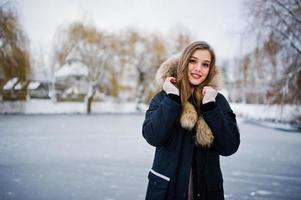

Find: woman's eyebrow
191;56;211;63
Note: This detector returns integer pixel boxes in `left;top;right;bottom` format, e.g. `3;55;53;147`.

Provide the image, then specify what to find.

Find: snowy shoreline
1;99;300;132
231;103;301;132
0;99;148;114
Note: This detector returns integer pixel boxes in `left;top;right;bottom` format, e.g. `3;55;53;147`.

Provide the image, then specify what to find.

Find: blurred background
0;0;300;126
0;0;300;199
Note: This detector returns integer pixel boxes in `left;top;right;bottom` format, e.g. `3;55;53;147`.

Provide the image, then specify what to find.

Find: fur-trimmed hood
155;53;223;90
155;53;223;147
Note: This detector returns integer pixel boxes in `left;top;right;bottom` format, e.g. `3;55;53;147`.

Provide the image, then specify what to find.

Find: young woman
142;41;240;200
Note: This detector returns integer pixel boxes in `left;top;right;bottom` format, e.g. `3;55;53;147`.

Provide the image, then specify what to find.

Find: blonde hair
176;41;217;111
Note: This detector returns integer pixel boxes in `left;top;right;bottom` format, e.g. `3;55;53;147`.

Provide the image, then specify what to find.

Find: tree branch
265;24;301;55
271;4;301;44
275;0;301;24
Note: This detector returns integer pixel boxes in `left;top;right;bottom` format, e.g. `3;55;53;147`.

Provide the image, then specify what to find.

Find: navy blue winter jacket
142;91;240;200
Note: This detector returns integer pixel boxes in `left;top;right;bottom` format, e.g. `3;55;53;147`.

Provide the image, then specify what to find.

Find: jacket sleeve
201;93;240;156
142;91;181;147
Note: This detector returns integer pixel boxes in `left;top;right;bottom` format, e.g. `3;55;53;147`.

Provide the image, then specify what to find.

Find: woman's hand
163;77;179;96
202;86;218;104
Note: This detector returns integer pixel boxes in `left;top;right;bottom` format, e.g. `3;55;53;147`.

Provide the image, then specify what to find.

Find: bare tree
52;21;111;113
145;33;167;102
0;0;31;100
245;0;301;104
121;30;150;109
122;31;168;109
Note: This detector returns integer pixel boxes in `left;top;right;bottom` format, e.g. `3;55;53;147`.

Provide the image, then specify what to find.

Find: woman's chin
189;80;202;86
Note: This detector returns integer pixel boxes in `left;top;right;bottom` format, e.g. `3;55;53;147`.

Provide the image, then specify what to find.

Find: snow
230;103;300;131
0;99;147;114
243;119;299;132
0;100;298;119
27;81;41;90
3;77;18;90
14;82;27;90
231;103;300;122
0;114;301;199
0;99;299;131
64;86;79;95
54;62;88;78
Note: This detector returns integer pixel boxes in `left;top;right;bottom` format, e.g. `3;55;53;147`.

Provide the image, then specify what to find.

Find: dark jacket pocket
145;170;170;200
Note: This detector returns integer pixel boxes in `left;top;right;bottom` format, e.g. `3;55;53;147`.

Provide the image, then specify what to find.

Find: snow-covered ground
231;103;301;132
0;114;301;200
231;104;300;123
0;99;148;114
0;99;300;131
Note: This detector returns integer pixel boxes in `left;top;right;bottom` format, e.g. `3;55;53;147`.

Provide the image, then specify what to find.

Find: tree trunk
136;83;145;111
86;82;96;114
87;89;96;114
136;72;145;111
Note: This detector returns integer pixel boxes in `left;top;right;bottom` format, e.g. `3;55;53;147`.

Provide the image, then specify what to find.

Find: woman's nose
194;63;201;71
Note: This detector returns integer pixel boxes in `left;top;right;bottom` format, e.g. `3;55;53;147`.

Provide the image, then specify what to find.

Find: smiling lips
191;73;201;79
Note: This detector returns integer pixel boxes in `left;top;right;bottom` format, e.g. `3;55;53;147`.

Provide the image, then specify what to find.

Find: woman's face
187;49;211;86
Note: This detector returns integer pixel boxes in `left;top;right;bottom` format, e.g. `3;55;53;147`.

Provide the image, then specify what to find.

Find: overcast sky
16;0;247;61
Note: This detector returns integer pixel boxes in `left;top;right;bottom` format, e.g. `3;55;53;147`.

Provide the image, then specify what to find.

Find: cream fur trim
179;102;214;147
196;116;214;147
155;53;180;88
180;102;198;130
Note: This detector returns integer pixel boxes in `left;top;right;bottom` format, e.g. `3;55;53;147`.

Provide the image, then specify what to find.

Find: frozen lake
0;114;300;200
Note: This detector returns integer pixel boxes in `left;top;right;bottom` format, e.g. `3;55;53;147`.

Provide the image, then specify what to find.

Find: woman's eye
202;63;209;67
189;59;196;63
